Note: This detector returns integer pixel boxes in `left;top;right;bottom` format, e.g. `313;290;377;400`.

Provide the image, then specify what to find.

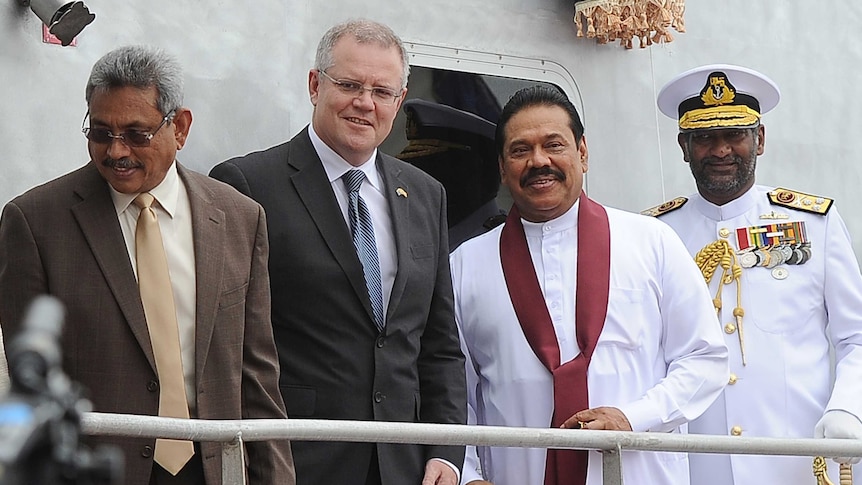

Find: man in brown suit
0;45;294;484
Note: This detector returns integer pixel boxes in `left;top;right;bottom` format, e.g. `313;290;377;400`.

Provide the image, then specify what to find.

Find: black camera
0;296;122;485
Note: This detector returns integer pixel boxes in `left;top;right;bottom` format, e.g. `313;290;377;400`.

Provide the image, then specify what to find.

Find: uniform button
374;392;385;403
719;228;731;238
147;380;159;392
141;445;153;458
376;337;385;348
724;323;737;334
730;426;743;436
771;267;789;280
728;373;738;385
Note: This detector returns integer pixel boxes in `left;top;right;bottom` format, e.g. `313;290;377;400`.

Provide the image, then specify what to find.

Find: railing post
221;431;246;485
602;443;624;485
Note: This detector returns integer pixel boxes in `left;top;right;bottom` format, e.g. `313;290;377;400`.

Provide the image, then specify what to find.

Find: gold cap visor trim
679;105;761;131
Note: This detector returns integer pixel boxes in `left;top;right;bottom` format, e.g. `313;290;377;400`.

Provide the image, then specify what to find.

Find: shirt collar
309;124;382;192
521;198;580;237
110;161;180;218
692;184;759;221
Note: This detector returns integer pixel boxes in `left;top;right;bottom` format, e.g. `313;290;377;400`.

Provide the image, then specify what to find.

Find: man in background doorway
398;99;505;251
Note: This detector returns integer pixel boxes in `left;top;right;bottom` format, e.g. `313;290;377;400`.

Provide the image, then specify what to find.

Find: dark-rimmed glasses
81;109;176;147
318;70;402;105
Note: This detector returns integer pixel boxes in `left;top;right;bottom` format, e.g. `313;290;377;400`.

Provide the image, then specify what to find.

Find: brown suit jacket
0;162;294;484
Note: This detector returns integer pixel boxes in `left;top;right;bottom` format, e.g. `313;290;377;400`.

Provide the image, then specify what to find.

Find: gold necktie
134;193;194;475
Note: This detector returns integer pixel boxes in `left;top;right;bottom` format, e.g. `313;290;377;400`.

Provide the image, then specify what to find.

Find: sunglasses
81;109;176;148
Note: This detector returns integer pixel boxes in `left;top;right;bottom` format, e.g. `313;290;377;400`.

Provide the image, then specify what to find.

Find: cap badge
701;72;736;107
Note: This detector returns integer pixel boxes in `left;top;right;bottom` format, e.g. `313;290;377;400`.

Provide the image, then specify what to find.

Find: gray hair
314;19;410;90
85;45;183;116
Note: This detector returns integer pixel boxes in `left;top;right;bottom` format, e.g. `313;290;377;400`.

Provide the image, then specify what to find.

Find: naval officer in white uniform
647;64;862;484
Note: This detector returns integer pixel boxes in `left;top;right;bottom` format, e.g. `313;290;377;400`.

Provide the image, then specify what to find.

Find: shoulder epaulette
767;187;833;215
640;197;688;217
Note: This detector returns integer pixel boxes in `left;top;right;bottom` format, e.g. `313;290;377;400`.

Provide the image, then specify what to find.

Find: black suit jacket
210;128;466;484
0;163;294;484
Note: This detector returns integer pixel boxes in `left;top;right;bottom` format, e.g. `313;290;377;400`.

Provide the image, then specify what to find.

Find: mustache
701;154;743;166
101;157;142;170
520;166;566;187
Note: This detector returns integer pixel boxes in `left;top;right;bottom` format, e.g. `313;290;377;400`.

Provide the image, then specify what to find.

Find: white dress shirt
522;199;580;363
112;162;197;411
451;202;729;485
310;125;397;317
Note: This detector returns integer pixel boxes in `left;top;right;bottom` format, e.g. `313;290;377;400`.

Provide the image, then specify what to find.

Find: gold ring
577;421;587;429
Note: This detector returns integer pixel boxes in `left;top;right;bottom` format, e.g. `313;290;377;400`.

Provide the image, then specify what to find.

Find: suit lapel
179;166;224;384
289;130;376;323
70;164;155;372
378;154;410;322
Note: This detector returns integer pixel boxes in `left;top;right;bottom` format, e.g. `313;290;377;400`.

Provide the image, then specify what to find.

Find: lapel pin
396;187;408;198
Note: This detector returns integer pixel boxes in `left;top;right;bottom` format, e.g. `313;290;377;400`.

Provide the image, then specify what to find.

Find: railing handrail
82;412;862;459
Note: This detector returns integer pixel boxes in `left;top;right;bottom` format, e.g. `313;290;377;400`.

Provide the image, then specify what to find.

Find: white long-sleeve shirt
451;202;729;485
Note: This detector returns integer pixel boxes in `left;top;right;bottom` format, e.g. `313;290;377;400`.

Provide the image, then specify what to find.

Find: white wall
0;0;295;201
3;1;862;257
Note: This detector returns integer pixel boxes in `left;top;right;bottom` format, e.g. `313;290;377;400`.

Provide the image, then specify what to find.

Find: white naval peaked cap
657;64;781;131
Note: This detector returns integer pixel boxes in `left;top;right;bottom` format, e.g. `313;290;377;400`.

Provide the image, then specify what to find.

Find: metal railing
81;412;862;485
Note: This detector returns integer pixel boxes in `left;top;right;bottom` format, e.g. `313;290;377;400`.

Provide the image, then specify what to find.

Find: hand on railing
815;410;862;465
561;406;633;431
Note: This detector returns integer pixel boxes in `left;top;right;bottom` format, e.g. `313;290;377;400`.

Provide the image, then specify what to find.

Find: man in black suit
210;19;466;485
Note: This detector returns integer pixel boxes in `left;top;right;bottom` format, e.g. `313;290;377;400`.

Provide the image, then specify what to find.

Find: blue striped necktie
343;169;385;331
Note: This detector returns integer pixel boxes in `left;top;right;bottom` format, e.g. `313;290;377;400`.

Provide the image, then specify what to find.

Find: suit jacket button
374;391;385;403
376;337;385;348
147;380;159;392
142;445;153;458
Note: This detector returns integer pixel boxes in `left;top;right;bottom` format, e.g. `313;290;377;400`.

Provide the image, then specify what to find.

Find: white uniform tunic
657;185;862;484
451;202;729;485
